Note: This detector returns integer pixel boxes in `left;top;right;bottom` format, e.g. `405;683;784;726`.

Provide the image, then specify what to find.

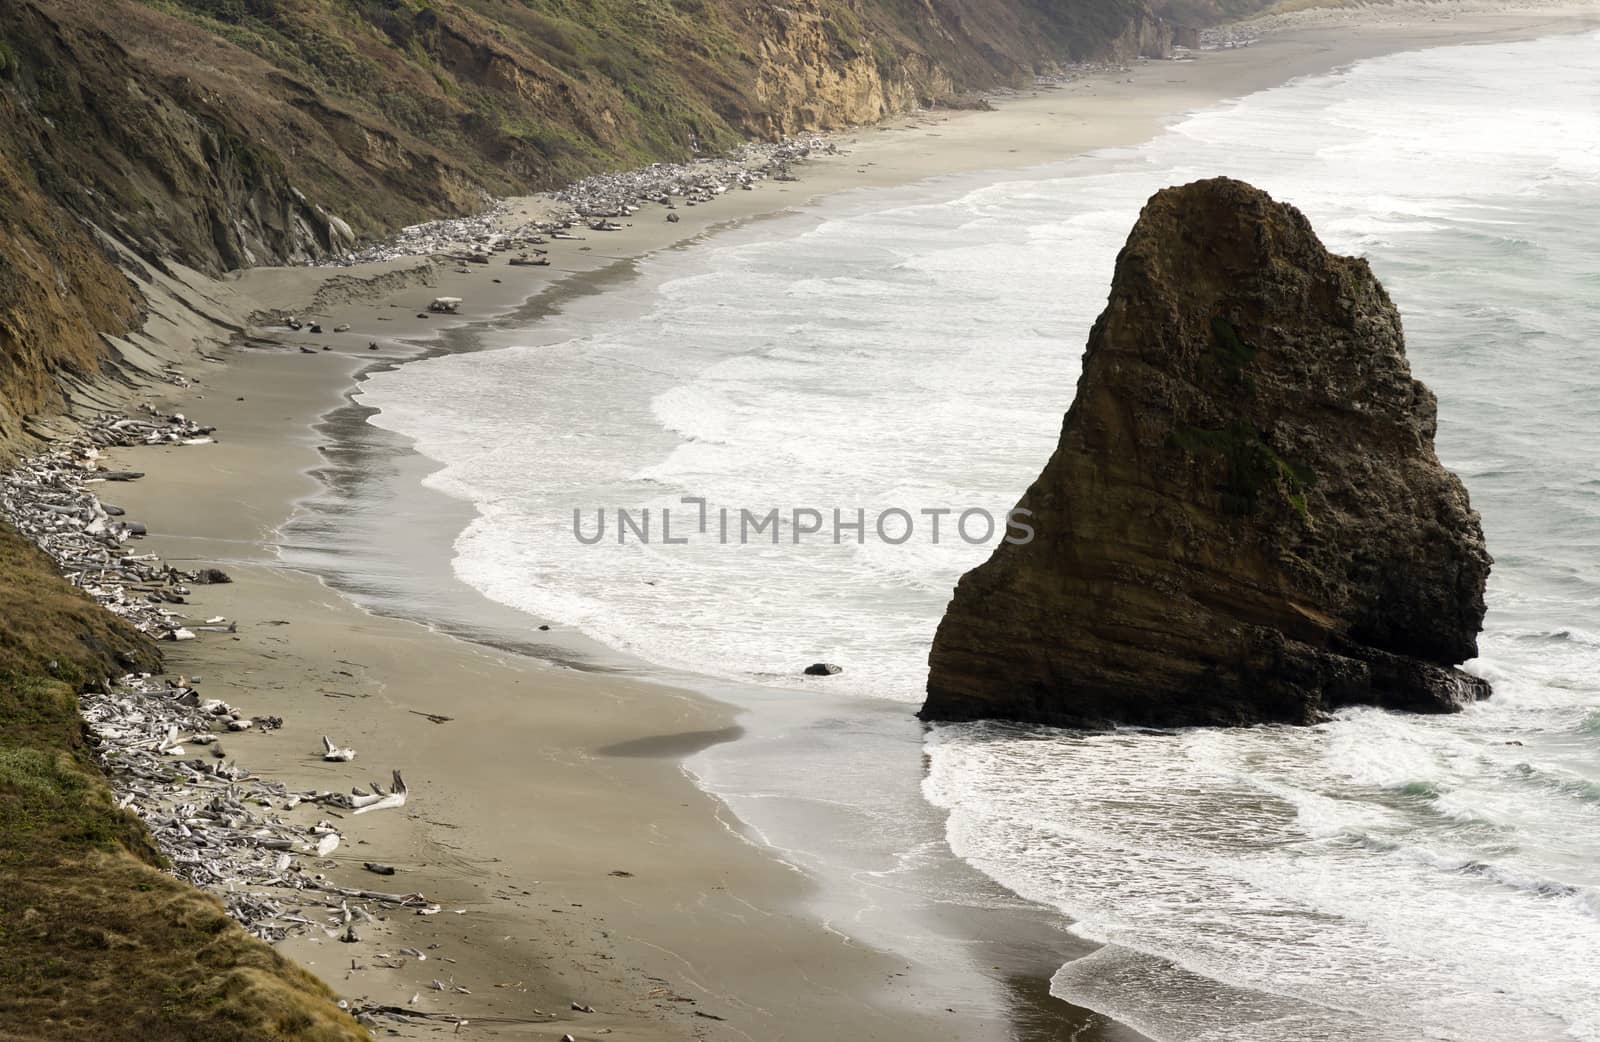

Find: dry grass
0;523;369;1042
0;525;157;685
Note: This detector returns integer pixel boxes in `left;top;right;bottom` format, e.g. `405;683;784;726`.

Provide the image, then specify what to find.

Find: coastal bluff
922;178;1492;728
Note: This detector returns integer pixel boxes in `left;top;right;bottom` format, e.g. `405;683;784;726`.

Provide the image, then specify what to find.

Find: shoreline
42;7;1600;1041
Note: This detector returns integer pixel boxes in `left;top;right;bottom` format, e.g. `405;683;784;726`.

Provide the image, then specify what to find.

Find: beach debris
571;1002;595;1013
64;671;437;940
0;411;442;944
803;662;843;676
322;735;358;762
1198;24;1260;49
323;136;838;268
351;1002;471;1026
428;297;462;314
408;710;453;724
364;862;398;876
0;419;255;645
351;771;409;814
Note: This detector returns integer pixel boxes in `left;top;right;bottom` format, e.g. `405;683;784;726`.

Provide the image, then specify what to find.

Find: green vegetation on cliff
0;0;1189;451
0;526;369;1042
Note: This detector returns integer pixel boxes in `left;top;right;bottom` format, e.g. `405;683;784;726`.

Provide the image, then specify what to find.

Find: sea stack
922;178;1492;728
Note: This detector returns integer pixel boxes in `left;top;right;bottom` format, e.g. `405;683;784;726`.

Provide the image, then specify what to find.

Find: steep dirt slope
0;0;1189;453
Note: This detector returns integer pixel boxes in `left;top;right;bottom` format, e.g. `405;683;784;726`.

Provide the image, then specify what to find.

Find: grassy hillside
0;0;1188;447
1;0;1177;282
0;525;370;1042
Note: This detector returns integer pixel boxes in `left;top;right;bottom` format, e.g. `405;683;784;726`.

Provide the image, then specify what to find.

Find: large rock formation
0;0;1191;455
922;178;1492;728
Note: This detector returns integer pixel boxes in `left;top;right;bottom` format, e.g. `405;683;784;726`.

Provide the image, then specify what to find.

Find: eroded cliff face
923;178;1492;729
0;0;1183;455
1105;10;1177;60
0;145;140;445
751;2;933;135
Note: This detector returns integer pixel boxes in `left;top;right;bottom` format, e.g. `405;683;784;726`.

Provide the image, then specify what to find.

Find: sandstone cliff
922;178;1492;729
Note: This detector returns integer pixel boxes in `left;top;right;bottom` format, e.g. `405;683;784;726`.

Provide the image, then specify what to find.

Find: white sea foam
357;31;1600;1041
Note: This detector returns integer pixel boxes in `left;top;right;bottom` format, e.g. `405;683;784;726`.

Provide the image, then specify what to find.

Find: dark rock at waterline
804;663;843;676
922;178;1492;729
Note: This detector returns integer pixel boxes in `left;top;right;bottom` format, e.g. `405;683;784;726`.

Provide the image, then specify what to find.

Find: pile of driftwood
553;135;837;218
330;135;839;266
0;409;227;641
1;411;427;942
81;674;425;941
336;207;579;268
1032;59;1141;87
335;199;517;267
1199;25;1260;48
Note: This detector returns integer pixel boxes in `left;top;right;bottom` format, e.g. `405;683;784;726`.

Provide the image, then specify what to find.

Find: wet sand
91;6;1600;1040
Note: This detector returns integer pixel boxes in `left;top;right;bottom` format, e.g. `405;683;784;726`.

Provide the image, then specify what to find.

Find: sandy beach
83;6;1600;1040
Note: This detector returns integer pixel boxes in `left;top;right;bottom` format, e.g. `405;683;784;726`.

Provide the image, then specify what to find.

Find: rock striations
922;178;1492;729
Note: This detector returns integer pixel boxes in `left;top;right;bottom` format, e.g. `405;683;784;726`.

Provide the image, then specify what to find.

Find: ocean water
354;33;1600;1042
